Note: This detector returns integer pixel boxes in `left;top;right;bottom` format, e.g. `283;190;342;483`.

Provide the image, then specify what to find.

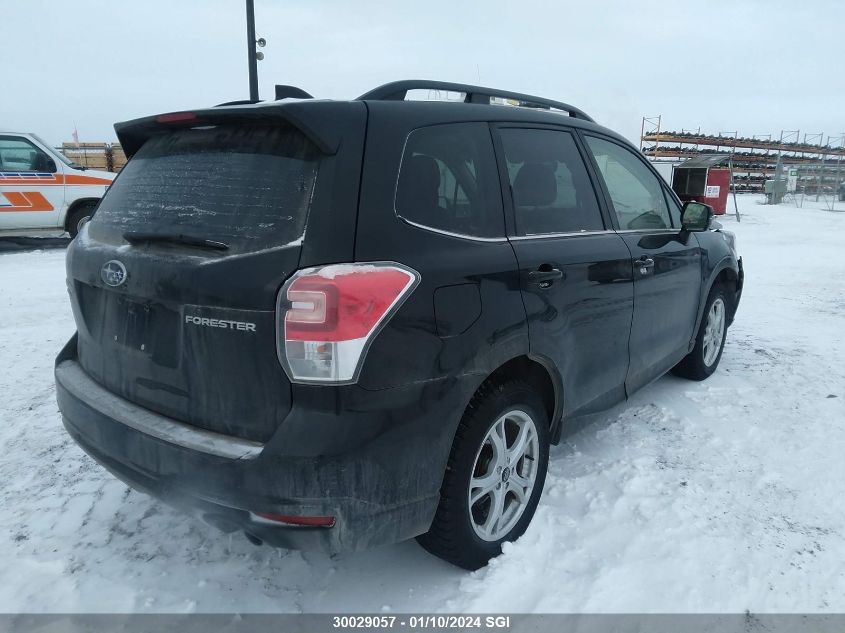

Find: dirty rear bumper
55;336;472;553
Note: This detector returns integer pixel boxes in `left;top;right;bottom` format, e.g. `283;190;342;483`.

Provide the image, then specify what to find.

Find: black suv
56;80;743;570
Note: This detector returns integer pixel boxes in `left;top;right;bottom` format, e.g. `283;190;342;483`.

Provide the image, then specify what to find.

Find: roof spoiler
214;85;312;107
357;80;594;122
114;100;352;159
275;85;313;100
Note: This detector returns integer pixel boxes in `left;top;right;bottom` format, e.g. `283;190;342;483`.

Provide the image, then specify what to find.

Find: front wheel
417;380;550;570
672;284;728;381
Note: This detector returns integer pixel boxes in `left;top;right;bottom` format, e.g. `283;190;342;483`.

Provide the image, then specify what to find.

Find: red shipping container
696;168;730;215
671;156;732;216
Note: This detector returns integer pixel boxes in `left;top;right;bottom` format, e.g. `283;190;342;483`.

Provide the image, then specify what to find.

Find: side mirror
681;201;714;232
45;158;57;173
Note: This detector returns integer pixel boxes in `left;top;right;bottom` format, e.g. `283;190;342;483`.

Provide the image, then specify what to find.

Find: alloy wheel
702;297;726;367
468;409;540;542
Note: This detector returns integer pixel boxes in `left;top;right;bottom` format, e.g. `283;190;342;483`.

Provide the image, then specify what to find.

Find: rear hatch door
66;104;365;443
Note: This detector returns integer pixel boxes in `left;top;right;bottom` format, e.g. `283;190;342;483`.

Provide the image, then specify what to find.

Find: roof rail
357;80;594;122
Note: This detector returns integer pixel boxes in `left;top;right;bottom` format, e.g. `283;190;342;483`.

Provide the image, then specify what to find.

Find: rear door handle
528;267;564;286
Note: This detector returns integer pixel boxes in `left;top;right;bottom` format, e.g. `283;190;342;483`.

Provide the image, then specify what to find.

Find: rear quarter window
89;125;320;252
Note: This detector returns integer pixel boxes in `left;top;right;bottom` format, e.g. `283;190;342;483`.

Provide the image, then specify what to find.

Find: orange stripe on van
0;174;112;186
0;192;55;212
61;174;113;186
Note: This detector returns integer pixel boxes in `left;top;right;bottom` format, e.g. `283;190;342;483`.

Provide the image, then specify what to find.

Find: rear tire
672;284;728;381
66;201;97;238
417;380;550;570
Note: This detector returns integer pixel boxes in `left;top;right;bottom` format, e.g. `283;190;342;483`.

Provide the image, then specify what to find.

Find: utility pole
246;0;259;101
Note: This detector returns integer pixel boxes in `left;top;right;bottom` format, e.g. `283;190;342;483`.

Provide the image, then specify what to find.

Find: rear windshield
89;125;320;251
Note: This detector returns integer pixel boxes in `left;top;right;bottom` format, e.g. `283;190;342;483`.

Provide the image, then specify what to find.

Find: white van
0;132;115;237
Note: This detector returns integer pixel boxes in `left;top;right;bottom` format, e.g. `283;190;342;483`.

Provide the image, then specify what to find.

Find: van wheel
417;380;549;570
672;284;728;381
67;202;97;238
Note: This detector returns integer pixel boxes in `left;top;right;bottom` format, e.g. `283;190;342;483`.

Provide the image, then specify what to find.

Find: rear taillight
276;262;419;384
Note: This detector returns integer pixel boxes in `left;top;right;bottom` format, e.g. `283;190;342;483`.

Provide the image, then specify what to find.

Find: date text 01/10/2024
331;615;512;629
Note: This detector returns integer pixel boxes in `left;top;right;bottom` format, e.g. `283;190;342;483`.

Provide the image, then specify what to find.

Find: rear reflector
252;512;336;528
277;262;419;384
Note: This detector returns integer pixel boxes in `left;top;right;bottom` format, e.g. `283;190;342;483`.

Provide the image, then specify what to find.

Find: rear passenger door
494;126;634;417
582;134;702;394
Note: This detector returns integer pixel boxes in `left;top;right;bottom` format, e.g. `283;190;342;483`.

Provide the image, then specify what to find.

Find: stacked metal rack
640;116;845;195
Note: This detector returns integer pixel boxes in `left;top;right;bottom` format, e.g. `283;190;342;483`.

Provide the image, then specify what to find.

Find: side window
395;123;503;238
0;136;55;173
664;188;682;228
498;128;604;235
585;136;671;230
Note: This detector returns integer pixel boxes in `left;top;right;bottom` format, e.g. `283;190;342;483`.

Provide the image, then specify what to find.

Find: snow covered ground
0;195;843;613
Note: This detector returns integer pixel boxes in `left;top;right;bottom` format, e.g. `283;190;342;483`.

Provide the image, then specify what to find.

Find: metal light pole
246;0;259;101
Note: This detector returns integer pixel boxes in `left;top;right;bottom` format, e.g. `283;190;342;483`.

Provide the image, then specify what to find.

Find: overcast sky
3;0;844;147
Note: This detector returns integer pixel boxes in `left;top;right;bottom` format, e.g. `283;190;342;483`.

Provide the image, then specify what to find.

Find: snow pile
0;196;843;613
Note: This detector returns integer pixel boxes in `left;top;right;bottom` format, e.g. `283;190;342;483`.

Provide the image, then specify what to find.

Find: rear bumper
56;337;473;553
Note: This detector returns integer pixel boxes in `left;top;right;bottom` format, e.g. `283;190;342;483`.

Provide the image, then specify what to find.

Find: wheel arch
468;354;564;445
690;257;740;349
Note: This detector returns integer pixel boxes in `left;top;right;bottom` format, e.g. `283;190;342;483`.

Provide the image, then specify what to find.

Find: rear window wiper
123;231;229;251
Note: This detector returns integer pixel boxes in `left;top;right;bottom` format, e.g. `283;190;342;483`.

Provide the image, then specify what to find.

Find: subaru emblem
101;260;127;287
